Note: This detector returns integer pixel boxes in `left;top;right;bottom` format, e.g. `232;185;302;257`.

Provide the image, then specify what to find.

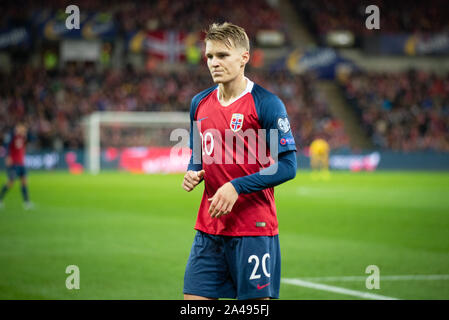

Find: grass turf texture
0;171;448;299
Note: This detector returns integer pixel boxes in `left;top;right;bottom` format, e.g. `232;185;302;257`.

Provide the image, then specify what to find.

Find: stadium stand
0;0;350;154
287;0;449;153
293;0;449;37
1;0;287;41
0;63;349;151
1;0;448;159
340;70;449;152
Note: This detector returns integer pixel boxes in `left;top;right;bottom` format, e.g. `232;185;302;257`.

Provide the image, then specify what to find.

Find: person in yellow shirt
309;137;330;180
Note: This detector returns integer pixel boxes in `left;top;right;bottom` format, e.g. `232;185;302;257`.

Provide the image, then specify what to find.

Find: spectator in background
0;64;350;153
341;70;449;152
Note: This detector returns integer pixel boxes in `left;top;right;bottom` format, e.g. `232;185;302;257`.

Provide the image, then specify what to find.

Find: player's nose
209;56;220;68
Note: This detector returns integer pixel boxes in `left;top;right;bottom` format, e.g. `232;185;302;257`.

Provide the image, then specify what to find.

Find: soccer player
0;123;32;210
309;137;330;180
182;22;297;300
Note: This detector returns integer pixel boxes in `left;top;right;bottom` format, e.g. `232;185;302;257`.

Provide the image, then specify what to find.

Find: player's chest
196;93;261;135
13;137;25;150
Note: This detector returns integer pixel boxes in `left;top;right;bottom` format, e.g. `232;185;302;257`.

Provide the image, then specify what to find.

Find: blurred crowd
341;70;449;152
2;0;287;43
0;63;206;150
250;70;349;151
3;0;448;155
0;64;349;152
116;0;285;39
1;0;346;153
293;0;449;36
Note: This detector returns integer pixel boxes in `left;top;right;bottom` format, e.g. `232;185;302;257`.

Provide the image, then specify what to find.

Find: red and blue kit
8;134;27;166
188;78;297;237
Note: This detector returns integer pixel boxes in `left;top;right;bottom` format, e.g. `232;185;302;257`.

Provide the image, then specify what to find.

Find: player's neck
218;74;247;105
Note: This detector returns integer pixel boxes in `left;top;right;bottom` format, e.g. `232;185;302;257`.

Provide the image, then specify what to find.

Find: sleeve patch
280;137;295;145
277;117;291;134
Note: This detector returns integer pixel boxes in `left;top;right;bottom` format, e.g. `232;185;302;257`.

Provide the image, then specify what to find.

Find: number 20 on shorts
248;253;270;280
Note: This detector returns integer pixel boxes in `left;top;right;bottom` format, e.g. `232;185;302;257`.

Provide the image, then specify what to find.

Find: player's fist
208;182;239;218
182;170;205;192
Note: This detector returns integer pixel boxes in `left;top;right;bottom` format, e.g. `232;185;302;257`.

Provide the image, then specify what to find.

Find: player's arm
231;150;296;194
233;93;298;193
183;97;204;192
208;151;297;218
3;131;12;167
208;94;298;218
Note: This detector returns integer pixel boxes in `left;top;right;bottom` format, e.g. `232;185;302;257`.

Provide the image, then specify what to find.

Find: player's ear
241;50;250;67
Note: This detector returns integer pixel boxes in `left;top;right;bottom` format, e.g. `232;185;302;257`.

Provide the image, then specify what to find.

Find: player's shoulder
250;82;286;121
191;85;218;108
251;83;284;109
190;85;218;120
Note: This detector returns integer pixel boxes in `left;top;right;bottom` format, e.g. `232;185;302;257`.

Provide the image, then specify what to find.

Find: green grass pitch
0;170;448;299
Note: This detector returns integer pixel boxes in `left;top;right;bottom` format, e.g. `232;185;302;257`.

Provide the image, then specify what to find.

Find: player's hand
208;182;239;218
182;170;205;192
5;156;11;167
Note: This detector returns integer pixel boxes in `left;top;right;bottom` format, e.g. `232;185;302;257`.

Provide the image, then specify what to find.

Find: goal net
82;112;190;174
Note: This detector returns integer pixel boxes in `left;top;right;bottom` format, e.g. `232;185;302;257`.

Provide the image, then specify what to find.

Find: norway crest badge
230;113;244;132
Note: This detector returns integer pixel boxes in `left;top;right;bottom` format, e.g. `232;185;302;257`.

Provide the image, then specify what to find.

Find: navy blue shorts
7;165;27;180
183;230;281;300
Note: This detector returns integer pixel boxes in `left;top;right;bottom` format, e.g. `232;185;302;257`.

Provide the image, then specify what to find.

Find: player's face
205;40;249;84
15;125;26;136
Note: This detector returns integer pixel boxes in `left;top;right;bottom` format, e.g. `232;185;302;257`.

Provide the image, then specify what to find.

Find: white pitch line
281;278;399;300
300;274;449;282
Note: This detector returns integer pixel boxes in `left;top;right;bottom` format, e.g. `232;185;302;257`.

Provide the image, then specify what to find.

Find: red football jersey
8;134;27;166
189;78;296;236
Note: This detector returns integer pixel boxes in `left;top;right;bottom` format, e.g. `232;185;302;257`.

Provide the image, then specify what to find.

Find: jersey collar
216;77;254;107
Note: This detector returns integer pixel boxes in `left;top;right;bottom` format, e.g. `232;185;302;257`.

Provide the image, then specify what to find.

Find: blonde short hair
205;22;250;52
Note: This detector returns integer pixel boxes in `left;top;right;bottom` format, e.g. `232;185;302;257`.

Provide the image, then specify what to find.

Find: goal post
82;111;190;174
